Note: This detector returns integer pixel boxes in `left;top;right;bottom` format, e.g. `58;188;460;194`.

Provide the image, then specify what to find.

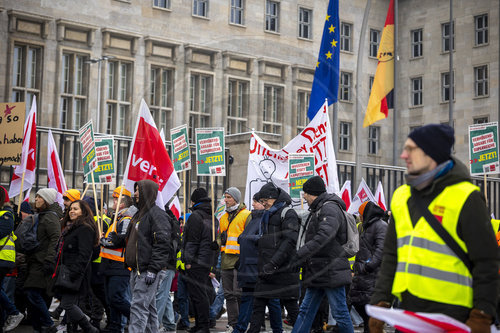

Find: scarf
405;159;454;191
259;201;285;236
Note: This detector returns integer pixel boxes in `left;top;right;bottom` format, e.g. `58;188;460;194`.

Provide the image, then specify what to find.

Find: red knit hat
0;186;9;204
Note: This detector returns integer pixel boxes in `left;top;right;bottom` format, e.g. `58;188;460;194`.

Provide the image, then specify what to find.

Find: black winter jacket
371;158;498;321
181;198;218;270
237;209;264;289
350;201;387;304
123;180;171;274
297;192;352;289
254;188;300;299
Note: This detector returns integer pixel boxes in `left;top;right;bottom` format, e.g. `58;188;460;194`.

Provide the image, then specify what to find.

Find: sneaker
209;319;216;328
177;322;190;331
225;326;234;333
4;313;24;331
216;307;226;319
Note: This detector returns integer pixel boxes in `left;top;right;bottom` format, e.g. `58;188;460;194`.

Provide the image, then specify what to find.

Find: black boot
78;317;100;333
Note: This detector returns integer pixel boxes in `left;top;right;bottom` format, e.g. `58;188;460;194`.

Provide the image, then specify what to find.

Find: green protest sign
86;136;115;184
79;120;98;176
288;153;315;199
170;124;191;172
469;122;499;175
195;127;225;176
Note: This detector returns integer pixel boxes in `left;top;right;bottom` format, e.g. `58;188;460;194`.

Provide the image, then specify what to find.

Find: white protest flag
347;178;376;214
169;196;181;220
215;197;226;223
339;180;352;211
374;181;387;211
245;101;339;207
122;99;181;208
47;130;67;208
9;97;37;199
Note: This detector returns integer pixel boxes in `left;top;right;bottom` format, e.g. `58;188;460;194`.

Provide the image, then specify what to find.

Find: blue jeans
156;269;176;330
25;288;53;329
292;287;354;333
209;278;224;319
105;275;131;331
177;274;190;327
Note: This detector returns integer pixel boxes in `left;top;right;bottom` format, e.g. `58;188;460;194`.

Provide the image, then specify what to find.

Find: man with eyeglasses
369;124;497;333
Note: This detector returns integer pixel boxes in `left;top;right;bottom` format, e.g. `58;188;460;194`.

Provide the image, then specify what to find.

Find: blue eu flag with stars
307;0;340;120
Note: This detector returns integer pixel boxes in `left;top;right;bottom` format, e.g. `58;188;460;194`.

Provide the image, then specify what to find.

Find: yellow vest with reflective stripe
0;210;16;263
93;215;111;263
220;209;250;255
391;182;477;308
100;215;129;262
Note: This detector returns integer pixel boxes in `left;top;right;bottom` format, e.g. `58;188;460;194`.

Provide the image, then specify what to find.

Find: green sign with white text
195;127;225;176
79;120;98;176
171;124;191;172
86;136;115;184
288;153;315;199
469;122;499;175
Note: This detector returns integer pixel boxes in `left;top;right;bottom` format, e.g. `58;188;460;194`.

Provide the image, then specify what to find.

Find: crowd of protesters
0;123;498;333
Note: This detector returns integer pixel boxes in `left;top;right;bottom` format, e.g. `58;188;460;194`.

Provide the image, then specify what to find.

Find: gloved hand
368;301;390;333
465;309;492;333
210;240;219;250
107;231;119;245
43;261;55;275
262;262;277;276
99;237;108;247
144;271;156;285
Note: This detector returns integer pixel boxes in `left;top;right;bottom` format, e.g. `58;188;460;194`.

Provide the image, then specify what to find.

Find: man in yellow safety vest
369;124;498;333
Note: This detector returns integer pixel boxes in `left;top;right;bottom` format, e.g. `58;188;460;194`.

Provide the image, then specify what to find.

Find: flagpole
183;171;187;222
355;0;372;185
393;0;399;165
16;172;26;215
448;0;454;126
82;183;90;198
91;171;102;236
211;176;215;242
100;183;104;218
111;185;124;233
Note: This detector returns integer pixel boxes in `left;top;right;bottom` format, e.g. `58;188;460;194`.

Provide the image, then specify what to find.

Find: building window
441;72;454;102
368;76;374;96
299;7;312;39
474;116;489;124
411;77;423;106
106;61;132;135
339;121;351;151
442;21;455;52
368;126;380;155
369;29;380;57
340;22;352;52
11;44;42;117
153;0;170;9
193;0;208;17
265;0;279;33
475;14;488;46
189;73;212;142
339;72;352;102
296;91;310;134
263;85;282;134
230;0;244;25
474;65;488;97
150;66;173;133
411;28;423;58
227;79;248;135
60;52;88;130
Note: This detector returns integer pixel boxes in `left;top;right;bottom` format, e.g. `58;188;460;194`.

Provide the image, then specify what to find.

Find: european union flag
307;0;340;120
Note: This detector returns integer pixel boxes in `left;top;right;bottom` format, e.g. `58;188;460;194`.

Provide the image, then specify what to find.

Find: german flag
363;0;394;127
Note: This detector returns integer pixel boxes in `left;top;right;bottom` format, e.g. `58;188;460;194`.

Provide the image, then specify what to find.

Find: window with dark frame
60;52;88;130
474;65;489;97
299;7;312;39
411;28;423;58
442;21;455;52
340;22;352;52
339;72;351;102
149;66;173;134
189;73;212;141
193;0;208;17
475;14;488;46
265;0;279;33
227;79;249;135
153;0;170;9
339;121;351;151
106;60;132;136
230;0;244;25
369;29;380;58
368;126;380;155
296;91;310;134
263;85;282;134
441;72;454;102
411;77;423;106
473;116;489;124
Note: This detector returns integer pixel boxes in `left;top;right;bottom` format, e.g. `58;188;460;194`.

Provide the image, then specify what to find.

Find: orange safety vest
219;209;250;255
99;214;130;262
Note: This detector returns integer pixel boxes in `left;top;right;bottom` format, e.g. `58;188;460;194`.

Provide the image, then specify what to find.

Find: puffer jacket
24;203;62;290
254;188;300;299
123;179;171;274
350;201;387;304
237;209;264;289
297;192;352;289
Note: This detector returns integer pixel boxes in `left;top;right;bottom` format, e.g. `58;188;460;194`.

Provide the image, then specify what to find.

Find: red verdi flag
47;129;67;208
123;99;180;207
363;0;394;127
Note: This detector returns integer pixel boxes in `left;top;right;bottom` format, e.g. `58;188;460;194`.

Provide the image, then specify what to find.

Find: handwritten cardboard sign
0;102;26;166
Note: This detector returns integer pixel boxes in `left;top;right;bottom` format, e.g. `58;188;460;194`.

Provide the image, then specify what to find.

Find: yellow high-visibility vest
220;209;250;255
100;215;130;262
391;182;478;308
93;215;111;263
0;210;16;263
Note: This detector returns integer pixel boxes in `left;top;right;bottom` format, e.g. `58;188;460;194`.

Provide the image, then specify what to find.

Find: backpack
14;214;40;254
167;212;181;255
324;201;359;257
281;207;310;251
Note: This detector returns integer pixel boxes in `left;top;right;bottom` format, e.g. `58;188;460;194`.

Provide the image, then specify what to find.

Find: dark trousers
185;267;211;331
247;297;283;333
24;288;53;329
353;302;370;333
105;275;131;331
281;298;299;325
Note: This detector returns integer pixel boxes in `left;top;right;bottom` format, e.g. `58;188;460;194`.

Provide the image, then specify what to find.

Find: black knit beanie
257;183;279;199
191;188;208;204
302;176;326;196
408;124;455;164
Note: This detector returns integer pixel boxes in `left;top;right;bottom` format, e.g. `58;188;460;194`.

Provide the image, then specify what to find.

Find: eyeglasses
402;145;419;154
259;198;269;204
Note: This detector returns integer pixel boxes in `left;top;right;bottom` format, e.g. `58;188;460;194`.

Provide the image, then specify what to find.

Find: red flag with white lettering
9;97;37;199
122;99;181;208
169;196;181;220
374;181;387;211
339;180;351;211
47;130;67;208
348;178;376;214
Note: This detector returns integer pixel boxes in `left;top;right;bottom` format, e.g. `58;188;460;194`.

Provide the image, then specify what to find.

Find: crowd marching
0;123;498;333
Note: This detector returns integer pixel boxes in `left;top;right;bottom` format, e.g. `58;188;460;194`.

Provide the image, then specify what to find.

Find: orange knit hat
358;201;369;217
63;189;81;202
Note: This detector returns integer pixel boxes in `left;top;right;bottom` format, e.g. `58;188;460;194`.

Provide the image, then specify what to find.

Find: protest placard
195;128;225;176
79;120;98;176
288;153;315;199
469;122;499;175
0;102;25;166
86;136;115;184
171;124;191;172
